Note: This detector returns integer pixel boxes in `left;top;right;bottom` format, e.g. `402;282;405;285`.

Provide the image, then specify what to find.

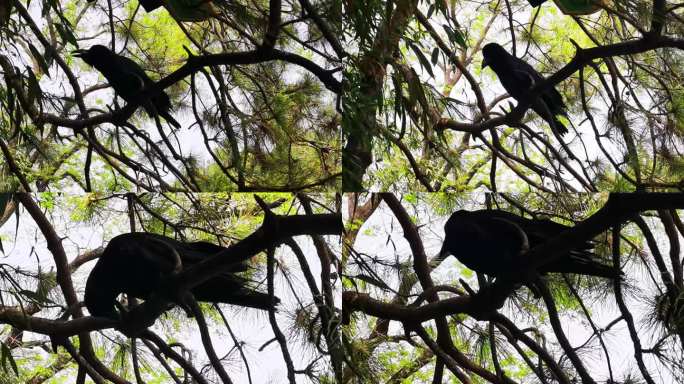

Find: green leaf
426;4;435;18
409;43;434;78
443;24;467;50
0;194;9;254
436;0;448;17
20;289;53;304
28;43;51;78
431;47;439;65
26;67;42;105
0;343;18;375
54;23;78;47
406;68;428;112
351;274;390;290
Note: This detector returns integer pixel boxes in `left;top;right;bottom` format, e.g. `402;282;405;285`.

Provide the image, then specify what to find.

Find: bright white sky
0;195;340;383
347;195;679;383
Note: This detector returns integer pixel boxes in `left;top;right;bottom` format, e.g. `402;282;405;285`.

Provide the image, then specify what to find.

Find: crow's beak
72;49;87;58
481;56;490;69
438;241;451;260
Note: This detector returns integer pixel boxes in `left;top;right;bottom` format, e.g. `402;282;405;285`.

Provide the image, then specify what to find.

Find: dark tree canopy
2;0;684;383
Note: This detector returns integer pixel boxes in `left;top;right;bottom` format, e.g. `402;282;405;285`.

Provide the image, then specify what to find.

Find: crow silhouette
439;209;620;282
482;42;568;136
86;0;220;21
85;232;279;320
138;0;220;21
73;45;181;129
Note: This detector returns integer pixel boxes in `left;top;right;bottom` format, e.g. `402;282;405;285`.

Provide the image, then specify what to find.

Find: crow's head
139;0;165;12
439;209;471;260
481;42;508;69
73;45;114;68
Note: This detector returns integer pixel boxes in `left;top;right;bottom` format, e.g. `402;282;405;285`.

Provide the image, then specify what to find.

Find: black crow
439;209;620;281
73;45;181;129
481;42;568;135
527;0;547;6
141;0;220;21
87;0;219;21
85;232;279;319
138;0;165;12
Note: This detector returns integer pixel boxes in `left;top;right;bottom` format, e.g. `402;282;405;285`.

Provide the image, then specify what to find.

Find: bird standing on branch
482;42;569;136
439;209;620;290
525;0;604;15
73;45;181;129
86;0;220;22
85;232;279;320
138;0;220;22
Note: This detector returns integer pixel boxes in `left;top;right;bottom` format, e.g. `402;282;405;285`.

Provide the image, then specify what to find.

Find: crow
439;209;620;284
527;0;547;6
85;232;279;320
86;0;220;21
73;45;181;129
138;0;220;21
481;42;568;136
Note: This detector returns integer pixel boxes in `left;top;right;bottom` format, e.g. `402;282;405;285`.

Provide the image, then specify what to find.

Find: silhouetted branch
187;295;233;384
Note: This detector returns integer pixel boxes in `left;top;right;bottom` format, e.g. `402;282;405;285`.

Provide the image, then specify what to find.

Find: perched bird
526;0;603;15
439;209;620;282
138;0;165;11
85;232;279;319
482;42;568;136
141;0;220;22
73;45;181;129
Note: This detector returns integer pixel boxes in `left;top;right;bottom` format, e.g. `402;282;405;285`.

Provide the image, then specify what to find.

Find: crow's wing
512;217;609;275
193;273;280;310
180;240;250;272
541;87;567;115
511;55;567;115
512;69;535;90
509;55;545;82
446;211;530;276
494;58;540;99
115;55;152;83
113;55;176;118
139;0;165;12
531;98;567;134
507;57;568;134
103;56;148;102
167;0;220;21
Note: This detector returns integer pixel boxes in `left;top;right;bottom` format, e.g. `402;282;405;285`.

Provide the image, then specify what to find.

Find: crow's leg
527;273;547;298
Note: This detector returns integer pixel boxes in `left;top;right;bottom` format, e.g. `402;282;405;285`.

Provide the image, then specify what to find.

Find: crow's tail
562;262;621;279
139;0;164;12
545;253;622;279
159;110;181;129
527;0;547;7
552;117;568;136
192;276;280;310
